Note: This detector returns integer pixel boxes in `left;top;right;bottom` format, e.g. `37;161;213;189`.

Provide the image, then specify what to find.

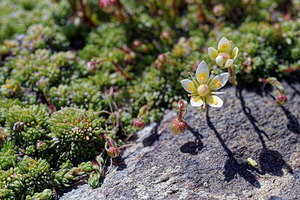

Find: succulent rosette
208;37;239;68
181;61;229;109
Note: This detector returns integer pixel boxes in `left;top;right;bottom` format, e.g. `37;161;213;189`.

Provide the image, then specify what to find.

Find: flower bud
99;0;116;13
170;100;187;134
133;40;142;48
170;118;187;135
86;61;98;72
13;121;24;132
213;4;224;16
154;54;167;70
133;118;146;130
276;93;287;106
215;55;224;67
160;31;172;44
107;146;119;158
133;40;149;53
158;54;167;62
36;141;48;151
104;135;120;158
160;31;171;40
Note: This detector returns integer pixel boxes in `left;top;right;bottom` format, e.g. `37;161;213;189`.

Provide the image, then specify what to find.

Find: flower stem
178;100;184;119
228;66;236;85
111;61;132;80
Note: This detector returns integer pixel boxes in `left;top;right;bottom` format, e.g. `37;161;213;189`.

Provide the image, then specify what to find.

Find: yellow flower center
197;84;210;96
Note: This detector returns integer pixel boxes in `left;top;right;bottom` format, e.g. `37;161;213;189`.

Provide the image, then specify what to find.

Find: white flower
180;61;229;109
208;37;239;68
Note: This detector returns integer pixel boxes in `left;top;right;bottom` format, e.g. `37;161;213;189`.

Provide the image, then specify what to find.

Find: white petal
215;55;224;67
208;47;218;61
180;79;196;93
209;72;229;90
232;47;239;60
225;59;234;68
190;96;203;107
206;95;223;108
218;37;230;52
196;60;209;84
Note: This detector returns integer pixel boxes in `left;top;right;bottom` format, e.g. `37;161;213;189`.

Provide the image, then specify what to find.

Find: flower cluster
208;37;239;68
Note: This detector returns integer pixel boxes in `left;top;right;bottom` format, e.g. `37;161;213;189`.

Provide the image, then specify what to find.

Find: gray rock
60;80;300;200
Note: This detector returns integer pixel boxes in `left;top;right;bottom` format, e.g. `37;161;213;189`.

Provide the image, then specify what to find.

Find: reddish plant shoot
170;100;187;135
103;135;120;158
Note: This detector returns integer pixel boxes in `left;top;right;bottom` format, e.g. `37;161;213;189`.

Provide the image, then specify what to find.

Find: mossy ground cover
0;0;299;199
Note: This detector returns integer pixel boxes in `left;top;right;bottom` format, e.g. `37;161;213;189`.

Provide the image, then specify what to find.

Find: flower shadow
259;148;292;176
114;157;127;171
262;79;300;134
180;125;204;155
206;108;261;188
280;105;300;134
237;88;293;176
285;75;300;100
142;121;161;147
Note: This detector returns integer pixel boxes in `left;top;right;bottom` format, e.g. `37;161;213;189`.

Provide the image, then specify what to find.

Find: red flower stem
89;58;132;80
103;135;111;146
116;0;123;9
178;101;184;119
149;2;157;17
48;97;54;113
111;61;132;80
197;3;205;23
283;65;300;73
228;66;234;83
43;91;54;113
172;0;178;15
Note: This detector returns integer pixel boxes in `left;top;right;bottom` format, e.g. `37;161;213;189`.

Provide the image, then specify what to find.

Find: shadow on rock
259;148;293;176
180;125;204;155
286;75;300;99
280;106;300;134
142;122;161;147
206;109;261;188
113;157;127;171
261;84;300;134
224;157;260;188
180;141;203;155
253;80;300;134
237;88;293;176
237;87;270;147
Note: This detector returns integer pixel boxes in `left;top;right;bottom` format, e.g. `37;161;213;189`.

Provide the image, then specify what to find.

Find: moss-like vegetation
0;0;299;199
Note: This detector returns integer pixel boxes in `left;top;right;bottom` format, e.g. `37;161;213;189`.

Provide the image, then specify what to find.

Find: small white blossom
181;61;229;109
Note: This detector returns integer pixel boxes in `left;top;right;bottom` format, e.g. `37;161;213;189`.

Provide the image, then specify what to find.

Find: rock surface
60;80;300;200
